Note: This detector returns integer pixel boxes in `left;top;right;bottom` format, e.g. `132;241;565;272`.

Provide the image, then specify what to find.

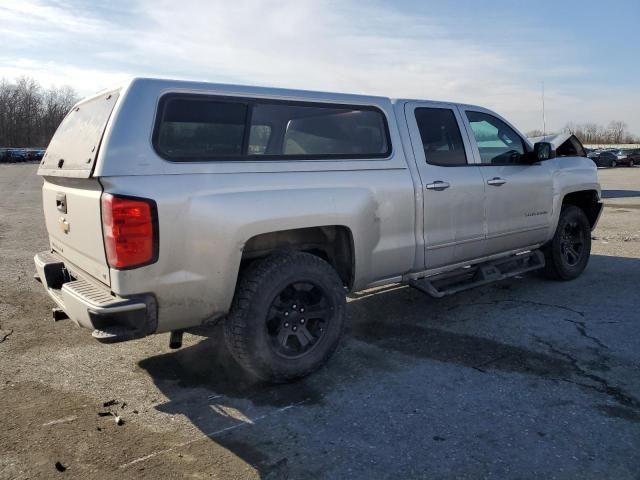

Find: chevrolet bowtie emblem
59;216;70;234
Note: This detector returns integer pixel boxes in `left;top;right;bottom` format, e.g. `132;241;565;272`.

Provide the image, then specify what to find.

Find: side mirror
533;142;556;161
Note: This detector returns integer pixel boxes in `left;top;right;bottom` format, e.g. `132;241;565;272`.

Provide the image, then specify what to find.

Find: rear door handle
425;181;450;191
487;177;506;186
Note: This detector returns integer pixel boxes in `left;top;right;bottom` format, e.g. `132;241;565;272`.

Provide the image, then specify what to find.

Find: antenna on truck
542;81;546;138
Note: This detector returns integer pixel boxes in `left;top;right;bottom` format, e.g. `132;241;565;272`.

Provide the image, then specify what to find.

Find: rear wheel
224;251;346;383
543;205;591;280
610;159;617;168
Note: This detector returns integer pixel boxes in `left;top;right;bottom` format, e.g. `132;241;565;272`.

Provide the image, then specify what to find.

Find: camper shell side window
152;94;392;162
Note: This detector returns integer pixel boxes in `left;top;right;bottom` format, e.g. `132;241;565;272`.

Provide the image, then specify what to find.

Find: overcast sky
1;0;638;134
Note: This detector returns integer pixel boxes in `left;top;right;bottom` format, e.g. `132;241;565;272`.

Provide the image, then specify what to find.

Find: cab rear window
153;94;391;161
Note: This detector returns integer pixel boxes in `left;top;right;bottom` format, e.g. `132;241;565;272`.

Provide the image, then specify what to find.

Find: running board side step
409;250;545;298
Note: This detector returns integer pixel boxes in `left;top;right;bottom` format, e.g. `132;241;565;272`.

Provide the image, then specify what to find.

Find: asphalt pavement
0;164;639;479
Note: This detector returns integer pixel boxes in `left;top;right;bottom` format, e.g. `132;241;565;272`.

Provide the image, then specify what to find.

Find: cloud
0;0;638;134
139;0;513;96
0;0;101;33
0;57;131;93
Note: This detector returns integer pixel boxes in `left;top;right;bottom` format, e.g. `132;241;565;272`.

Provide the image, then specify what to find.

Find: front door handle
487;177;506;186
425;181;450;191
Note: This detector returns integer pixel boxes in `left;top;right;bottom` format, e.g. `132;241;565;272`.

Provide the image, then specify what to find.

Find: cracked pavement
0;164;639;479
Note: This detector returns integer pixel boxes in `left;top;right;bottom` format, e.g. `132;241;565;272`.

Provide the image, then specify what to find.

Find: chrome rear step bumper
34;251;157;343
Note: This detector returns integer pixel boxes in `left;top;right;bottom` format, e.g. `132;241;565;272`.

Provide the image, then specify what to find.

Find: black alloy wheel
559;221;585;267
266;281;333;359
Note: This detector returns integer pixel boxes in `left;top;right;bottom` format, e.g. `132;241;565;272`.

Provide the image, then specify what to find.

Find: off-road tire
224;251;346;383
543;205;591;280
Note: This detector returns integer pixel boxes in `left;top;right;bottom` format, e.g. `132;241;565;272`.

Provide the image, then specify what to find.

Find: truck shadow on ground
138;254;640;478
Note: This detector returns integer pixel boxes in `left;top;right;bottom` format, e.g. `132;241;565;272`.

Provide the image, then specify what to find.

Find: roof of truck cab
393;99;487;111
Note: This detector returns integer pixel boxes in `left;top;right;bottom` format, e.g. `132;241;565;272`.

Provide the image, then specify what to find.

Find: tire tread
224;252;344;382
543;205;591;281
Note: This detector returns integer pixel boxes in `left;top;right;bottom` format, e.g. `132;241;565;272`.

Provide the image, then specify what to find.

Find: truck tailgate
42;177;110;286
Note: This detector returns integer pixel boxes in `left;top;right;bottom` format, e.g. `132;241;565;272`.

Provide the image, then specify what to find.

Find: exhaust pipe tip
52;308;69;321
169;330;184;349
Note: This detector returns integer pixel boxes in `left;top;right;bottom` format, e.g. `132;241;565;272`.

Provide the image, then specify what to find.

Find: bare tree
556;120;637;145
607;121;627;144
0;76;78;147
583;123;599;144
15;77;42;146
526;129;544;138
39;85;77;145
562;122;576;135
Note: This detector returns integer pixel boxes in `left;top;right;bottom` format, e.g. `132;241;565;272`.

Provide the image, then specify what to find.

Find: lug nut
284;322;289;328
292;304;297;310
292;326;298;332
300;308;305;313
300;319;305;324
284;312;289;317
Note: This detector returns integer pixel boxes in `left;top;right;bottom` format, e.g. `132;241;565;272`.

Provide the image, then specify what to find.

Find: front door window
466;111;526;165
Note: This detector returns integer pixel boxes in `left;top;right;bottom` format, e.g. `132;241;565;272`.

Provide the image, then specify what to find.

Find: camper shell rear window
39;90;120;176
152;94;391;161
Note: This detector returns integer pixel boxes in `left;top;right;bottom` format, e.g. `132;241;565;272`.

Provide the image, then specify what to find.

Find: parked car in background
588;150;619;168
612;148;640;167
6;149;28;162
26;149;46;161
586;150;599;163
0;148;46;163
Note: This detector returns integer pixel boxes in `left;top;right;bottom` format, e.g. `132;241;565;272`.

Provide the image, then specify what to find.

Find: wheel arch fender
189;186;382;314
547;157;602;240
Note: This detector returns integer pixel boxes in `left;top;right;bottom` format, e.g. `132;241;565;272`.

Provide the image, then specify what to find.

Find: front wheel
224;251;346;383
543;205;592;280
610;159;617;168
629;159;635;167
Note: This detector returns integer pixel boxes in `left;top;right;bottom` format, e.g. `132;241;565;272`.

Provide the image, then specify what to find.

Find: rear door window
414;107;467;166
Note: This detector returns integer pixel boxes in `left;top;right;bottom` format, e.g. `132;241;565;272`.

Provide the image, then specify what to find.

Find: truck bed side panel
102;169;415;333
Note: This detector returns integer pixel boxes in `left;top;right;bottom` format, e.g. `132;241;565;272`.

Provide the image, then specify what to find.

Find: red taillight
101;193;157;269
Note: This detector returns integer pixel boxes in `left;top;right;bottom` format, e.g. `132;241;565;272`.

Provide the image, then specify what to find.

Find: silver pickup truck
34;78;602;382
